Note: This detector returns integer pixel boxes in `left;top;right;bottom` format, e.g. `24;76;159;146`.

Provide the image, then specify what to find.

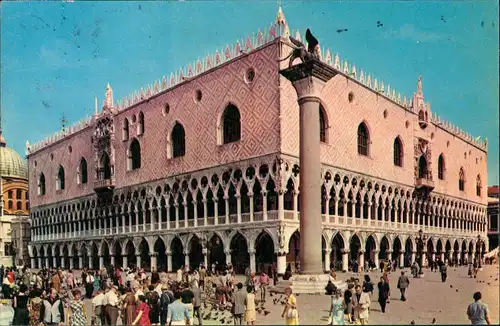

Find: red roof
488;185;499;196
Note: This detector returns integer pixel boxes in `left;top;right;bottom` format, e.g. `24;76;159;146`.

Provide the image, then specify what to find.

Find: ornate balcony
415;177;435;192
94;177;115;194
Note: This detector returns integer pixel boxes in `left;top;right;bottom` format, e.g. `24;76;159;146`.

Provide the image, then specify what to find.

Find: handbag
286;308;298;319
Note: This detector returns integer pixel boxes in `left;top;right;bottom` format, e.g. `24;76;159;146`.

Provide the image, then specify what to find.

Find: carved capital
165;251;172;256
224;249;231;255
183;250;189;256
248;248;256;255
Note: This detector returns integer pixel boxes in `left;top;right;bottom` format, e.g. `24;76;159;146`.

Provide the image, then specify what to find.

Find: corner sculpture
278;28;320;68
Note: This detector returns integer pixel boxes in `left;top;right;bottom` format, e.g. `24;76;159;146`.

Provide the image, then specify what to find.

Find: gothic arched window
57;166;65;190
438;154;445;180
79;158;88;184
393;137;403;167
138;111;145;135
100;153;111;179
319;105;327;143
38;173;46;195
476;174;481;196
123;118;129;141
129;139;141;170
357;122;369;156
458;167;465;191
172;123;186;158
222;104;241;144
418;156;428;179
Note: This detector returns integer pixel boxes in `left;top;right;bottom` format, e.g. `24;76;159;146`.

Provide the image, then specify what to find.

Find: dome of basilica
0;134;28;180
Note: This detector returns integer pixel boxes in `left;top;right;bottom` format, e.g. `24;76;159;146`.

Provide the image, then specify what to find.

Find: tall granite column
280;59;337;275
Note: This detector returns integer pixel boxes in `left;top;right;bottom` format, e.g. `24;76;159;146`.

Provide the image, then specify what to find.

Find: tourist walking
244;285;256;325
328;289;345;325
232;282;246;325
362;275;374;305
397;271;410;301
12;284;30;326
167;291;190;325
258;272;270;302
39;288;65;326
377;277;390;313
352;285;370;325
281;286;299;325
124;287;138;326
68;289;87;326
191;282;202;325
92;289;105;326
466;292;492;325
344;284;354;323
133;295;152;326
440;262;448;282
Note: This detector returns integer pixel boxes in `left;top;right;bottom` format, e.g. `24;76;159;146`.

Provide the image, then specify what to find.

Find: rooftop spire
417;75;423;96
276;5;286;25
105;82;114;108
94;96;99;116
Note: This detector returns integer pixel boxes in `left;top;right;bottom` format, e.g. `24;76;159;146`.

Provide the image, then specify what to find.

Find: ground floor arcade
28;224;486;274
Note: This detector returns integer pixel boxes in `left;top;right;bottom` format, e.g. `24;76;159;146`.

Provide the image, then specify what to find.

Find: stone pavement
80;265;498;325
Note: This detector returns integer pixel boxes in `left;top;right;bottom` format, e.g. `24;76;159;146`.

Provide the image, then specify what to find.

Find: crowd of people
0;263;302;326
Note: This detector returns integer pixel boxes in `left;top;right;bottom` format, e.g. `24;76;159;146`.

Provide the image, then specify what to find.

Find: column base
270;274;347;294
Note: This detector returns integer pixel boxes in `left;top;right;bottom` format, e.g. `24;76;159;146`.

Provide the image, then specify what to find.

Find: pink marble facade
29;43;281;207
28;39;487;208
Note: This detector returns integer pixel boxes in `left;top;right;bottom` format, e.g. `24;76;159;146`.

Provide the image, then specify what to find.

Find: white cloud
381;24;449;43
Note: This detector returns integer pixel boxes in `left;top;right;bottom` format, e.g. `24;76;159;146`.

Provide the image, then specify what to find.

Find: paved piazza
77;265;499;325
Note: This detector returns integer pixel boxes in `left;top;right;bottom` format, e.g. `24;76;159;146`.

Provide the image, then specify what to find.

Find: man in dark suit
377;276;390;313
231;282;247;325
397;271;410;301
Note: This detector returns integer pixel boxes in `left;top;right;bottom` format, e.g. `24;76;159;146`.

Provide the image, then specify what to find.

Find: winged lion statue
278;29;321;68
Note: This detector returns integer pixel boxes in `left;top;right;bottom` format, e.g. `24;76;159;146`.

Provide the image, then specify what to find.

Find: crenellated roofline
26;7;488;156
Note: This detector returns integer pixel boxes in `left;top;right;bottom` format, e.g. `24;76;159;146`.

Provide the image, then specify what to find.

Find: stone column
358;250;365;271
278;190;285;220
203;200;208;226
280;59;335;275
431;253;436;262
123;256;128;269
341;250;349;272
324;249;331;272
166;251;173;272
110;255;115;266
61;256;66;269
224;196;230;224
99;255;104;269
277;252;287;276
411;251;416;265
184;250;190;269
262;192;268;221
157;207;163;230
88;256;93;269
31;258;36;269
440;252;445;262
292;190;299;221
249;249;256;273
373;250;380;269
78;255;83;269
236;194;242;223
202;248;208;268
421;251;427;268
150;253;157;271
52;256;57;268
399;251;404;268
37;257;42;269
69;257;74;270
136;253;141;269
225;249;232;266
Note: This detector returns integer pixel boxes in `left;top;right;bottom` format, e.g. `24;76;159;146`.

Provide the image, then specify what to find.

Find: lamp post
416;229;426;275
476;235;483;269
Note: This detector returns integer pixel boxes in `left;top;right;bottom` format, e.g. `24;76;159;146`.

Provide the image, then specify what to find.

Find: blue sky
1;0;498;184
